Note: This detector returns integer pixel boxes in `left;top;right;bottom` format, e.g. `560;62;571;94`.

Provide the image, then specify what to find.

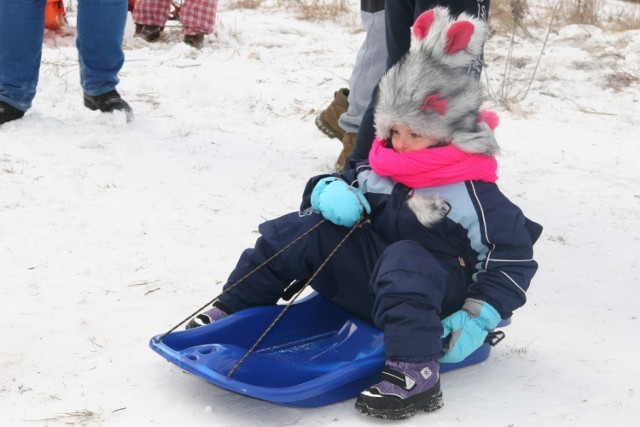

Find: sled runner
149;292;507;407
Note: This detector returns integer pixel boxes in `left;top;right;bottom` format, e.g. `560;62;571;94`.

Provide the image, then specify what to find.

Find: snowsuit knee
218;211;387;320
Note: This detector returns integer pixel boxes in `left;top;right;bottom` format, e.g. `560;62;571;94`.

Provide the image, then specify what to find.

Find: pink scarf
368;138;498;188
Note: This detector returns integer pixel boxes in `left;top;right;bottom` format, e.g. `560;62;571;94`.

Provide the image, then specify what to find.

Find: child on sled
188;7;542;420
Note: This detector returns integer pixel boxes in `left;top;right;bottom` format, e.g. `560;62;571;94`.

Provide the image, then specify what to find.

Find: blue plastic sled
149;293;503;407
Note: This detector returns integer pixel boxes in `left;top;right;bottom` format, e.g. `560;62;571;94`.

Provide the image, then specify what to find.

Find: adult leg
131;0;172;27
317;1;386;169
180;0;218;49
77;0;132;117
131;0;171;41
218;212;386;320
76;0;127;97
338;2;386;136
180;0;218;35
334;2;386;171
0;0;46;112
346;0;417;165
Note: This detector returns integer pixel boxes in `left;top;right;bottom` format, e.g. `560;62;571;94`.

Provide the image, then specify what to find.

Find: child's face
390;125;440;153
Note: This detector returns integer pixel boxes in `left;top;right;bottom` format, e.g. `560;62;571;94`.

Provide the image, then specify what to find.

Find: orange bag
44;0;66;30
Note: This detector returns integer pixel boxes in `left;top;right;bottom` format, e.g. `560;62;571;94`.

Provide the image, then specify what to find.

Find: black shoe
0;101;26;126
84;90;133;121
139;25;163;42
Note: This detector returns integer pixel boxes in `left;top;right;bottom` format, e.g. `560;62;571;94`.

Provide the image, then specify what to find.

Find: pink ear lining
445;21;474;54
413;10;435;40
421;94;448;115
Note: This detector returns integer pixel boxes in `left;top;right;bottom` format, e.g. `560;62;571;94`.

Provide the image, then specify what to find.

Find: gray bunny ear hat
374;7;500;156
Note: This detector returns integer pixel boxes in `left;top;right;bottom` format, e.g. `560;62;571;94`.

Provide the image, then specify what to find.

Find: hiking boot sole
355;390;444;420
315;113;344;140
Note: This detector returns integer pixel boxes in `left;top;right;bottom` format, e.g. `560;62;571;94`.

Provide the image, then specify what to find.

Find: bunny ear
445;21;475;54
477;109;500;130
413;9;435;40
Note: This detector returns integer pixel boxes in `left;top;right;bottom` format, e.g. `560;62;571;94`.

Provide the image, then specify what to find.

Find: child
188;7;542;420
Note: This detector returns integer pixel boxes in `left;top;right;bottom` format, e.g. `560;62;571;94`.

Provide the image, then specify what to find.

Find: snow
1;1;640;426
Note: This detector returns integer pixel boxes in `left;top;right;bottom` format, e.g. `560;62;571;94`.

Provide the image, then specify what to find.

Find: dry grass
229;0;639;104
233;0;264;9
559;0;601;26
233;0;640;29
489;0;532;35
232;0;350;21
278;0;350;21
489;0;640;33
486;0;640;107
605;65;640;92
489;0;531;36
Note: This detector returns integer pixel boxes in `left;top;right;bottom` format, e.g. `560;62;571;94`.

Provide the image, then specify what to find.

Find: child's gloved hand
439;299;500;363
311;177;371;227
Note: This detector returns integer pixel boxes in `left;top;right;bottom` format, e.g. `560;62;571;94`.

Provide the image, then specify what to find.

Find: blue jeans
0;0;127;112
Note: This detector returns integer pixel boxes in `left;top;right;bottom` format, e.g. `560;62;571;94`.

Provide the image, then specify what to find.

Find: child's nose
398;135;409;149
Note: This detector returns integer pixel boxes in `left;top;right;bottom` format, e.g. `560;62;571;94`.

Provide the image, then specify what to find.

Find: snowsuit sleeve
465;181;542;319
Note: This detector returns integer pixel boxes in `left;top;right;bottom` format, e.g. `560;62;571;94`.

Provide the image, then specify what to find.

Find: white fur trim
453;122;501;156
407;194;450;228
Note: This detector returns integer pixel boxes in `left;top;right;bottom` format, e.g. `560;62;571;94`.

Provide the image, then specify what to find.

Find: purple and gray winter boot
355;359;443;420
186;303;230;329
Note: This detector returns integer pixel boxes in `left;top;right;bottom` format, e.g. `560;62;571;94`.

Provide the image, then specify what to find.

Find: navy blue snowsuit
218;163;541;362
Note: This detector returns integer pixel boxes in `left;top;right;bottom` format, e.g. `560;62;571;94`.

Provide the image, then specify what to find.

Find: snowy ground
1;1;640;426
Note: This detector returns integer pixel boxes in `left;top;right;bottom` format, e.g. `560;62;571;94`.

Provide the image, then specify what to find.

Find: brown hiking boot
335;132;356;172
184;33;205;49
315;88;349;140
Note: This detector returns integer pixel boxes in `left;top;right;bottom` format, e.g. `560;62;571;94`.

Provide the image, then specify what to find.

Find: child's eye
390;128;399;135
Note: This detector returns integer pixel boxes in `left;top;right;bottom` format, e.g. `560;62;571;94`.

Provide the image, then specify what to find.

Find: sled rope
226;216;368;380
155;217;329;343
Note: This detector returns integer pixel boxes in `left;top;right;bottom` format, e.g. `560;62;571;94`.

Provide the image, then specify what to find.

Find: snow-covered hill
1;1;639;425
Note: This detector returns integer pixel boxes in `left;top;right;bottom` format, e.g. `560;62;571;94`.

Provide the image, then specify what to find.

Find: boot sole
355;390;444;420
315;114;344;140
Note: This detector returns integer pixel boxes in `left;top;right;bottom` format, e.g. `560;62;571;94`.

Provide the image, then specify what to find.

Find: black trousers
348;0;491;165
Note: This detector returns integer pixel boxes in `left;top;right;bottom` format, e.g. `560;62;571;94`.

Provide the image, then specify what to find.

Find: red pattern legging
132;0;218;35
